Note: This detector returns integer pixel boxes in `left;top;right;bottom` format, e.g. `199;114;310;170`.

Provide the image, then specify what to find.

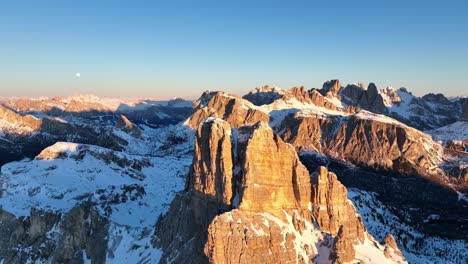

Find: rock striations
157;118;405;263
280;111;444;178
311;166;366;242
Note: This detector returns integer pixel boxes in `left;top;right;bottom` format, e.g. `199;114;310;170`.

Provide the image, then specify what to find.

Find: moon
75;72;81;77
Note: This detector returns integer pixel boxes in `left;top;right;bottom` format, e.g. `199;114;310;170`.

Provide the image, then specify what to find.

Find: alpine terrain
0;81;466;263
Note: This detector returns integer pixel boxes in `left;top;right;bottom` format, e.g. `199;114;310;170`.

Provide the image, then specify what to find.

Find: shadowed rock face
157;119;404;264
0;202;108;264
0;104;126;166
187;119;234;207
341;83;388;114
321;79;342;97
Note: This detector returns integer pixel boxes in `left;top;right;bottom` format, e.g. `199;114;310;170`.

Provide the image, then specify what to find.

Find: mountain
156;119;405;263
243;81;467;131
0;83;466;263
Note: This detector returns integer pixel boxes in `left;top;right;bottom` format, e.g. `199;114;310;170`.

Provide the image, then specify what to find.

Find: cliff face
234;122;311;217
0;203;108;264
157;119;405;263
341;83;388;114
187;119;234;206
280;111;444;179
311;167;365;242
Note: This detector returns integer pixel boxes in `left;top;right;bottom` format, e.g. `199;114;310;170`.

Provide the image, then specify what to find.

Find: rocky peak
242;85;284;106
158;118;405;263
322;79;342;97
116;115;141;137
383;234;405;260
422;93;451;105
187;119;234;207
234;121;311;217
187;119;311;217
186;91;269;128
311;166;365;242
330;225;355;264
340;83;387;114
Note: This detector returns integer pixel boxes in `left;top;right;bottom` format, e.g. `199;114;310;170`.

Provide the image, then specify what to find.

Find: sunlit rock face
234;122;311;217
186;91;270;129
280;111;444;178
311;167;365;242
158;118;405;264
116;114;141;137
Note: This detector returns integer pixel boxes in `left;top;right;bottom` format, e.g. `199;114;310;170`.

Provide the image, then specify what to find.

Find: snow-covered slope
426;121;468;142
0;124;194;263
348;188;467;264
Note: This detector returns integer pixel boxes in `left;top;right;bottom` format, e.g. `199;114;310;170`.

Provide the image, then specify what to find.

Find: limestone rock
280;112;444;178
383;234;405;260
158;118;405;264
0;203;107;264
116;114;141;137
187;119;234;206
186;91;269;128
322;79;342;97
311;167;365;242
330;225;355;264
205;210;321;264
235;122;311;217
341;83;387;114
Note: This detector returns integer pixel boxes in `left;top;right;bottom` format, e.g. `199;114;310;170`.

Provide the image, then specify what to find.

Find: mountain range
0;80;466;263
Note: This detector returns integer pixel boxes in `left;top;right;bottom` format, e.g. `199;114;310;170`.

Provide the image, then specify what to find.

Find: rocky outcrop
243;85;341;111
311;167;365;242
0;203;108;264
341;83;388;114
234;122;311;217
329;226;355;264
186;91;270;128
383;234;404;260
157;118;405;263
280;111;444;178
321;79;342;97
242;85;284;106
157;119;315;262
187;119;234;207
116;114;141;137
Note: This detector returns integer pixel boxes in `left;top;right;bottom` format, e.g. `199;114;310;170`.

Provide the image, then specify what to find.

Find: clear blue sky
1;0;467;98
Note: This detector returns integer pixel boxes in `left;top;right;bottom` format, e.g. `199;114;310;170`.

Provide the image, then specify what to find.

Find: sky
0;0;467;99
